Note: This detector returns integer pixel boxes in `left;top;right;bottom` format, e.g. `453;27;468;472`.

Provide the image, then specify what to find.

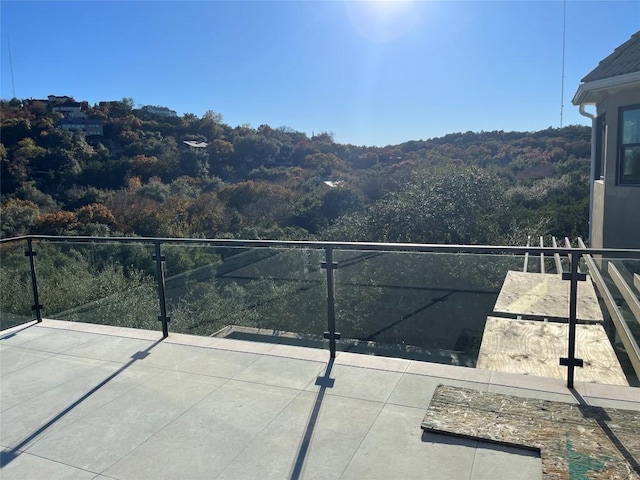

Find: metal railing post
560;251;586;388
153;241;170;338
25;238;43;322
321;247;340;358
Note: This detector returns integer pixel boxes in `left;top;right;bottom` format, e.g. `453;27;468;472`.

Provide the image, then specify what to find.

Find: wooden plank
635;273;640;293
493;271;604;323
551;236;563;275
608;262;640;326
477;317;628;385
421;385;640;480
578;238;640;380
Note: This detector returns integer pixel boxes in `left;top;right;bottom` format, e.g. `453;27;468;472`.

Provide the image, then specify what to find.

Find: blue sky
1;1;639;147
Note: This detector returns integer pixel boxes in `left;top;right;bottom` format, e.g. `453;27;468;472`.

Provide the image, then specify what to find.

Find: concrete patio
1;319;638;480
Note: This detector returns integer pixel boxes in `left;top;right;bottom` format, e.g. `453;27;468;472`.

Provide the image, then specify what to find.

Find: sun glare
345;0;420;43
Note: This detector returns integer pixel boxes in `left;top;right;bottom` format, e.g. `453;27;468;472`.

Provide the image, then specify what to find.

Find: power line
8;36;16;98
560;0;567;128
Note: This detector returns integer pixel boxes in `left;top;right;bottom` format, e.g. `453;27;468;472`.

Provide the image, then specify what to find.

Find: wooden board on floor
493;271;603;322
477;316;628;386
421;385;640;480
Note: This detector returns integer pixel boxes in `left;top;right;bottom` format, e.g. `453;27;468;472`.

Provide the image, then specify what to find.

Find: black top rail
2;234;639;257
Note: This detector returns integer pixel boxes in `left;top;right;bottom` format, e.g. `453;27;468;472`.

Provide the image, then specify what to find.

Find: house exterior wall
58;120;104;136
52;105;84;118
143;106;177;117
593;88;640;249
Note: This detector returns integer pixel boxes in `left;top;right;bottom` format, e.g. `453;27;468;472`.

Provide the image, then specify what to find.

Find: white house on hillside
142;105;178;117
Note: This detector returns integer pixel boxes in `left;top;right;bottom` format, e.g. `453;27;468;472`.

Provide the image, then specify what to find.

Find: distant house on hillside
47;95;85;118
572;31;640;249
47;94;103;135
47;95;74;103
57;118;104;136
51;102;84;118
182;140;208;153
142;105;177;117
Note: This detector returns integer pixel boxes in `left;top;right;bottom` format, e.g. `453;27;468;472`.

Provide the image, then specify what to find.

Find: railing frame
2;235;640;388
560;251;586;389
25;238;43;323
321;247;340;358
153;241;170;338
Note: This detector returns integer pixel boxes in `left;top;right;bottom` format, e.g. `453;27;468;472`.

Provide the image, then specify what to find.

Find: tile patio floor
1;319;638;480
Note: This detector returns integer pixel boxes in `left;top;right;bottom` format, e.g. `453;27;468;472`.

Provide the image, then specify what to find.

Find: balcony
1;236;639;479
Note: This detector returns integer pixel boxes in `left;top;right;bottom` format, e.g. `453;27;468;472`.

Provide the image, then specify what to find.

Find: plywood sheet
422;385;640;480
493;271;603;322
477;317;628;386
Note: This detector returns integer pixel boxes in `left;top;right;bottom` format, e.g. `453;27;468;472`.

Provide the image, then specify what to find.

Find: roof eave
572;71;640;105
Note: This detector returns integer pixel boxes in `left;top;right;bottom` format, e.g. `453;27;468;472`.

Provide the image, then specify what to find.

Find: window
619;106;640;185
595;113;606;180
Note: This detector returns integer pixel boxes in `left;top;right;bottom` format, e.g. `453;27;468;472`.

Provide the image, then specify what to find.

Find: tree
302;153;344;176
35;211;77;235
10;138;47;183
185;193;226;237
138;177;171;202
199;110;224;139
207;139;234;176
75;203;117;230
325;166;513;244
0;198;39;238
233;134;281;166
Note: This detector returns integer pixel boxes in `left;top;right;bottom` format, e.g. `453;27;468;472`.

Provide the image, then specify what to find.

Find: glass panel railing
0;239;35;330
36;240;159;330
333;250;524;366
162;244;327;345
9;235;639;387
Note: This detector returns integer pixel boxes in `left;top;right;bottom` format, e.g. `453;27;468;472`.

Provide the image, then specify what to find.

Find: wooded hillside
1;97;591;243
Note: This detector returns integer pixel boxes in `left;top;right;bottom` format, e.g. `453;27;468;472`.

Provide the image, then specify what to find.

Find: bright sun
345;0;420;43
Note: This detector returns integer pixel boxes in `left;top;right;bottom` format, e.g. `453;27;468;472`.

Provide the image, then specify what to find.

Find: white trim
572;71;640;105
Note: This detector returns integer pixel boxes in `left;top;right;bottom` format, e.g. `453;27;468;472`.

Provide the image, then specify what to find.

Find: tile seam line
37;322;164;342
17;362;165;453
213;382;311;479
53;350;267;383
102;375;313;477
336;396;390;480
1;447;103;476
0;357;118;418
487;384;576;400
0;352;53;380
0;320;39;337
467;443;480;480
332;359;411;375
227;348;297;382
488;370;591;402
0;355;114;416
97;374;234;476
378;367;408;404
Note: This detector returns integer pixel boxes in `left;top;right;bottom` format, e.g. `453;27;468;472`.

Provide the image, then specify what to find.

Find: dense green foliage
1;97;591;244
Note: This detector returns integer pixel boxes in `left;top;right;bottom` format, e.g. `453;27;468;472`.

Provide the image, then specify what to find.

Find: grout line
3;449;103;476
336;400;387;480
214;382;309;479
96;374;233;476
